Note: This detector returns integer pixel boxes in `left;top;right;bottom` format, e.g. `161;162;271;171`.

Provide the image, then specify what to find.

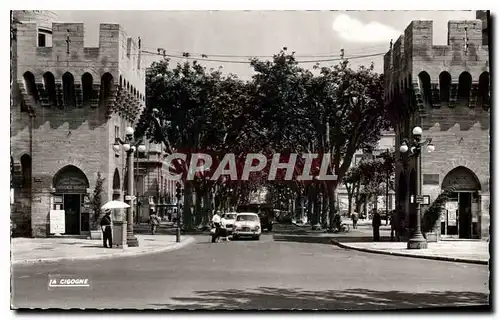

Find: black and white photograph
7;1;493;312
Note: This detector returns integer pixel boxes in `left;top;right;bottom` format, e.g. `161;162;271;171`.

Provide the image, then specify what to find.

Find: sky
48;10;476;78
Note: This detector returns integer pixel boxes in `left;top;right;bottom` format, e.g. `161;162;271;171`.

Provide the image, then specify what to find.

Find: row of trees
343;150;395;219
136;48;390;230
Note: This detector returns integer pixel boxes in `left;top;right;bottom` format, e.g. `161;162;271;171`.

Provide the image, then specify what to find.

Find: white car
221;212;237;234
232;212;261;240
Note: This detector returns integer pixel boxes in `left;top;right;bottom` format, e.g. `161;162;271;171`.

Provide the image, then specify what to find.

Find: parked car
221;212;237;234
232;212;261;240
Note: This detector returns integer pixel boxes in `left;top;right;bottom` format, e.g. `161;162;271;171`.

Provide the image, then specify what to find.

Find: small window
115;126;119;139
38;33;46;47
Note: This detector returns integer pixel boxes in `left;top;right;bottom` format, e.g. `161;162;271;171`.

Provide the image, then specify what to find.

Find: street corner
133;234;196;256
330;240;489;265
11;235;196;266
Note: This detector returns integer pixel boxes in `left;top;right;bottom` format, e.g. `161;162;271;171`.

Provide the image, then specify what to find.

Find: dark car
236;203;274;231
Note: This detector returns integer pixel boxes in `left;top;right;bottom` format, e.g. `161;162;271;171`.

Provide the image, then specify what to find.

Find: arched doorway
441;166;481;239
52;165;90;235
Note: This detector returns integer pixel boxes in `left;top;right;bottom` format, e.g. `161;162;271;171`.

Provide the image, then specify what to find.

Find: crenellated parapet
17;70;145;123
384;17;490;124
14;15;146;123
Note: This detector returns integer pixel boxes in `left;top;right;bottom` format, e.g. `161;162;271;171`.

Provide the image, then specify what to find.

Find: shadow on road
150;287;490;310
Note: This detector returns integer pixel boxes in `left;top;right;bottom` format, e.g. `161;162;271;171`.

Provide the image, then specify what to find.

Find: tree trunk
354;182;362;213
311;187;320;228
295;193;302;222
203;187;211;225
194;188;202;226
328;184;336;230
321;185;329;229
183;181;194;231
307;186;313;224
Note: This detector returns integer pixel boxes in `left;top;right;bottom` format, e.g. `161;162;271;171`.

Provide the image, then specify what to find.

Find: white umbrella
101;200;130;210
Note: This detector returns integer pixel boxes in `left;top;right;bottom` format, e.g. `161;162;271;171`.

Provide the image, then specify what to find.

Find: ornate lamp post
399;126;435;250
113;126;147;247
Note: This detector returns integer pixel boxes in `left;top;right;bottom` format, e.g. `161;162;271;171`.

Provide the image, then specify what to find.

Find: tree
90;172;105;230
137;59;259;229
421;186;456;235
138;49;389;231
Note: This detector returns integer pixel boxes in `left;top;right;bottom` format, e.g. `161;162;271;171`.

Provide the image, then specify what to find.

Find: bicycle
330;223;350;233
326;223;351;233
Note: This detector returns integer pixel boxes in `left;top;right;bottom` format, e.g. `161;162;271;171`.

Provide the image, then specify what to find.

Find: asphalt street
11;234;490;310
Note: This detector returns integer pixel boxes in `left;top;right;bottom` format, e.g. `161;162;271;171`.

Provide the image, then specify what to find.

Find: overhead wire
139;43;389;59
139;49;386;64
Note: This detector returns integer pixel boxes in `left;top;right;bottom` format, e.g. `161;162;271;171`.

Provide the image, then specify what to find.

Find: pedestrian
351;210;359;229
332;210;342;232
149;211;160;235
390;210;398;241
101;209;113;248
372;210;381;242
211;211;222;243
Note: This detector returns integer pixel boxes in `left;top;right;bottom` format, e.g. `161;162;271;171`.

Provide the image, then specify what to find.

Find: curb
12;237;195;266
273;234;393;244
331;240;489;265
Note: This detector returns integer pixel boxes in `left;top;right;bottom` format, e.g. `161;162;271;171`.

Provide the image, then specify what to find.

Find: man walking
101;209;112;248
390;210;398;241
211;211;222;243
372;210;381;242
351;210;359;229
149;211;160;235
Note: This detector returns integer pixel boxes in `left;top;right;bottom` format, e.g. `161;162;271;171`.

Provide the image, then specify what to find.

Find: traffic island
11;234;195;266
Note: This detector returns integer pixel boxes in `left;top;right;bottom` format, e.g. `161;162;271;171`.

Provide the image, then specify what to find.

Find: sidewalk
11;234;195;266
332;240;490;265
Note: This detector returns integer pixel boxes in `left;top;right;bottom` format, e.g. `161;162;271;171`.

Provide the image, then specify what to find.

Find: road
11;234;490;310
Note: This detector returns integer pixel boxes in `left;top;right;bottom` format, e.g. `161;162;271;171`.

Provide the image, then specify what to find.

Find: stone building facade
10;11;147;237
384;12;490;240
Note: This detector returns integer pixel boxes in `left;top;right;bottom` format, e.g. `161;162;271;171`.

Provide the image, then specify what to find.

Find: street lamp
399;126;435;250
113;126;147;247
227;187;233;212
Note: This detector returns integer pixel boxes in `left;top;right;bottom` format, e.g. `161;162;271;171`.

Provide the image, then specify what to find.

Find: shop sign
55;177;88;193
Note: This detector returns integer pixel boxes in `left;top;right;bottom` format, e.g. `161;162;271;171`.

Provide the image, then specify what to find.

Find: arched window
62;72;76;107
418;71;432;106
478;72;490;108
23;71;39;104
119;75;123;89
81;73;93;106
439;71;451;102
20;154;32;189
458;71;472;104
43;72;57;106
113;168;120;191
100;73;114;107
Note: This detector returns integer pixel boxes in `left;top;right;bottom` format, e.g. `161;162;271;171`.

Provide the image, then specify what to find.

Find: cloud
332;14;402;43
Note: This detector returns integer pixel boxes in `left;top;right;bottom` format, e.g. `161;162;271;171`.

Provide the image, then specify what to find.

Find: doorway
64;194;80;234
458;192;472;239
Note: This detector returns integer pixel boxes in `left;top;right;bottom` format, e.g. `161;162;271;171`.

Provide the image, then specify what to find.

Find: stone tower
11;10;146;237
383;15;490;240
